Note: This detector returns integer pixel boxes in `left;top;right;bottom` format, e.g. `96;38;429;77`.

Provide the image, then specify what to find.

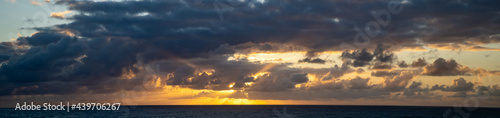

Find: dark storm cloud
0;42;18;63
1;0;500;96
0;55;9;63
1;36;86;84
0;35;88;95
56;0;500;53
0;32;159;95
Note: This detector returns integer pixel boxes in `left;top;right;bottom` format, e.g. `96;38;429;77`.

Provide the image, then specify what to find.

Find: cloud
411;58;427;67
0;35;90;95
341;49;373;67
408;81;423;90
422;58;471;76
348;76;373;89
448;78;475;92
307;79;345;91
371;70;400;77
17;32;66;46
432;78;474;92
233;42;307;54
165;66;196;85
401;81;436;97
298;58;326;64
321;63;354;81
56;0;500;50
0;42;19;63
373;43;394;63
247;70;309;92
382;70;421;91
398;61;409;68
0;55;9;63
209;43;236;55
475;85;500;97
257;43;277;51
145;51;316;92
341;44;394;67
246;89;391;100
289;73;309;83
371;62;393;70
154;56;274;90
355;68;364;73
0;31;172;95
50;10;72;19
31;0;42;6
428;44;500;51
49;0;500;56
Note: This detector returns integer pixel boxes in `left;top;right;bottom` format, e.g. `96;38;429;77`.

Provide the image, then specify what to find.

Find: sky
1;0;500;108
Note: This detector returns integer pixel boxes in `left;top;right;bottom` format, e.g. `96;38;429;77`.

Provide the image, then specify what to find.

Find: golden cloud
50;10;72;19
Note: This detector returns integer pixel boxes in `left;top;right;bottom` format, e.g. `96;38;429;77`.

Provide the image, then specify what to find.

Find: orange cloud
50;10;73;19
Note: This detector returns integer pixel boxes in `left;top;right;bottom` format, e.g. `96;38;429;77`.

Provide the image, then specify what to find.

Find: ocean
1;105;499;118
